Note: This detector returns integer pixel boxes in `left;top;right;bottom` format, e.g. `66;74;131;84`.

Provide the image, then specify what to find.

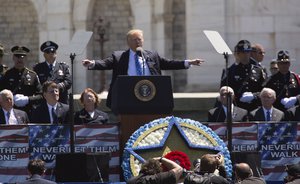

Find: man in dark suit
82;29;204;109
18;159;56;184
249;88;284;121
286;97;300;121
208;86;248;122
30;81;69;124
0;89;29;124
33;41;72;104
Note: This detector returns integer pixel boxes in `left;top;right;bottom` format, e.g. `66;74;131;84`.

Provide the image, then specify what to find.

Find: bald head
235;163;253;180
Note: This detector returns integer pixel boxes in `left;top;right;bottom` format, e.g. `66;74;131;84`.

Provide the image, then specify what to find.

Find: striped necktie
135;54;142;76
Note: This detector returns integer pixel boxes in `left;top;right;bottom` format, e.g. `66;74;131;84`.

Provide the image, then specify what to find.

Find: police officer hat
286;163;300;177
276;50;290;62
234;40;252;52
40;41;58;52
11;46;30;58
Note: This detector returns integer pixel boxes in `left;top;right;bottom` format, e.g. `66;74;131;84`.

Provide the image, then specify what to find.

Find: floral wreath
121;116;232;180
163;150;191;171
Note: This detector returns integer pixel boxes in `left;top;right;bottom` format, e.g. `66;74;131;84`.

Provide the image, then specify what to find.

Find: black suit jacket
74;108;108;124
91;49;187;108
208;105;248;122
30;100;69;124
0;108;29;124
18;174;56;184
249;107;284;121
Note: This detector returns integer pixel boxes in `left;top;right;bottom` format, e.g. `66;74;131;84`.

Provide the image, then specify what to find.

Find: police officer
221;40;265;111
264;50;300;111
33;41;72;104
0;46;43;115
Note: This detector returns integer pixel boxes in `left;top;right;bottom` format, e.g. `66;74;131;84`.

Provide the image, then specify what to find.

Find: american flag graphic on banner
29;125;70;181
207;122;258;152
75;124;120;182
0;125;29;183
259;122;300;184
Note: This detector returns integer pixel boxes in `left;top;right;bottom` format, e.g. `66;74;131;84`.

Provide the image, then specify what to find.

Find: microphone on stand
136;47;145;75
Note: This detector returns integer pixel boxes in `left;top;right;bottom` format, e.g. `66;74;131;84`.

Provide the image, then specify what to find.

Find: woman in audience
74;88;108;124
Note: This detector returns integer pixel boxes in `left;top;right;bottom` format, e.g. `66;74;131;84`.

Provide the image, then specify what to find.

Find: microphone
136;47;145;75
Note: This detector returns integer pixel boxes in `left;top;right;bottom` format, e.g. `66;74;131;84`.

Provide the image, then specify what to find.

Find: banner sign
0;122;298;184
0;124;119;183
208;122;300;184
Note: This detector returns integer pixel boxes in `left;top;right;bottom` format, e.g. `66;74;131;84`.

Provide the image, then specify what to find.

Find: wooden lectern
111;76;174;154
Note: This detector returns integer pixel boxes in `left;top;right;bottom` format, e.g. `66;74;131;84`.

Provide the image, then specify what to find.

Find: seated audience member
249;88;284;121
30;81;69;124
18;159;56;184
185;154;229;184
127;157;184;184
284;163;300;184
0;89;29;124
234;163;266;184
208;86;248;122
74;88;108;124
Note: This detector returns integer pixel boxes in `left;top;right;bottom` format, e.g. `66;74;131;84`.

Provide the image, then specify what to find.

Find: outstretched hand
188;59;205;66
82;59;95;68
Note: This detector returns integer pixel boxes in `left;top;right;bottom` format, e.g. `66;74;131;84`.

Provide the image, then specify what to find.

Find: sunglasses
45;50;56;54
14;54;26;58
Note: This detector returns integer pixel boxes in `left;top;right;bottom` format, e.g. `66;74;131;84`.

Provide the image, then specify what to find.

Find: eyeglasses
258;51;265;55
270;67;278;70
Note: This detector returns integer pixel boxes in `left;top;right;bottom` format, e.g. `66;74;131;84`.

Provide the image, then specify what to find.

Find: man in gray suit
18;159;56;184
82;29;204;109
208;86;248;122
0;89;29;124
249;88;284;121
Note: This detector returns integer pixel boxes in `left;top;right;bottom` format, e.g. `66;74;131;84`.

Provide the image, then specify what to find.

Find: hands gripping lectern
111;75;174;151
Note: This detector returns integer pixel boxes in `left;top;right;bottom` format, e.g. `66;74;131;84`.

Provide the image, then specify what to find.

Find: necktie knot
49;64;53;71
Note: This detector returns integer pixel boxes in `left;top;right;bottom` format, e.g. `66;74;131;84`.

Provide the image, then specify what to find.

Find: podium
111;76;174;153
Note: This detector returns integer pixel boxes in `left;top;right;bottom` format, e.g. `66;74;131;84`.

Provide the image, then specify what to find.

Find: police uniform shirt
0;67;42;97
221;63;264;98
264;71;300;110
33;60;71;104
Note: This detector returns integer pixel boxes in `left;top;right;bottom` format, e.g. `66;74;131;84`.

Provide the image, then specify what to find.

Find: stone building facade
1;0;300;94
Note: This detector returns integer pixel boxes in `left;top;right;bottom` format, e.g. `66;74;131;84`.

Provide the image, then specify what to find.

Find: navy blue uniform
0;67;43;114
33;61;71;104
221;63;265;111
264;71;300;111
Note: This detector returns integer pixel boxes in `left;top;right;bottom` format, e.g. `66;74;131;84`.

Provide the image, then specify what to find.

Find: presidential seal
134;80;156;102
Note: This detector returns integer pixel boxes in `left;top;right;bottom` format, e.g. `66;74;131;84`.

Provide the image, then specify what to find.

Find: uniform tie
266;110;271;121
49;64;53;71
135;54;142;76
